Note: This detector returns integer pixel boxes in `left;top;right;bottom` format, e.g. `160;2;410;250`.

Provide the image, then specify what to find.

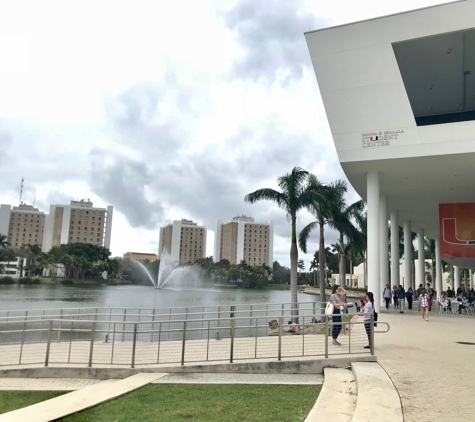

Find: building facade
214;216;273;266
0;204;45;248
123;252;158;262
42;200;113;252
305;0;475;310
158;219;206;265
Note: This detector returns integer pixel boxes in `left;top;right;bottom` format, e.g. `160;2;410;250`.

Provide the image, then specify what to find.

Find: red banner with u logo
439;203;475;258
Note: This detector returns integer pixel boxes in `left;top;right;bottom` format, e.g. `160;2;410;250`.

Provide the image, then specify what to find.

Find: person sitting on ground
288;320;300;334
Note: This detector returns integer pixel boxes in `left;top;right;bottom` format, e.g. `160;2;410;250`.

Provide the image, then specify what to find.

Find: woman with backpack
360;291;375;349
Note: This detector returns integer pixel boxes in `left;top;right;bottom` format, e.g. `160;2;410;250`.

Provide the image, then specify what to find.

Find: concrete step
351;362;403;422
0;373;168;422
305;367;356;422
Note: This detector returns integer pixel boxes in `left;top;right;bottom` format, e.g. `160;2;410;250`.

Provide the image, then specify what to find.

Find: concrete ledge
351;362;403;422
305;368;356;422
0;356;377;379
0;373;167;422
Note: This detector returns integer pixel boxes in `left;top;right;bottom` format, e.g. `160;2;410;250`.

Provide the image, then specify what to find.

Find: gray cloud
223;0;326;84
89;149;164;229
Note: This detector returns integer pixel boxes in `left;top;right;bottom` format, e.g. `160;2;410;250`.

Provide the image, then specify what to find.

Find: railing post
181;321;187;365
88;322;96;367
45;320;53;367
370;314;374;355
57;309;63;343
122;309;127;342
230;319;235;363
278;317;283;361
151;309;155;342
131;323;138;368
324;316;329;358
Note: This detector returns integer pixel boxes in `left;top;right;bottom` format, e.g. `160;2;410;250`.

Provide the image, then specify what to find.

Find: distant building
214;216;273;266
0;257;27;277
158;219;207;265
0;203;46;248
42;200;113;252
123;252;158;262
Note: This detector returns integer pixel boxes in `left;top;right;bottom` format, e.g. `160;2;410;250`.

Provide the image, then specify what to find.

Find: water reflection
0;284;318;311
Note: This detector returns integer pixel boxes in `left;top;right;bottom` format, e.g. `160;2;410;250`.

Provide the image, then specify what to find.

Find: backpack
372;302;378;327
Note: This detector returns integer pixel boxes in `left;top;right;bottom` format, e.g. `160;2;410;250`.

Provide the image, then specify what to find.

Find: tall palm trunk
318;219;326;306
290;216;299;322
339;235;346;288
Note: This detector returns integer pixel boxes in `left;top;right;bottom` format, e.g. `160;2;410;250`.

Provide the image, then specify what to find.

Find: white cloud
0;0;452;265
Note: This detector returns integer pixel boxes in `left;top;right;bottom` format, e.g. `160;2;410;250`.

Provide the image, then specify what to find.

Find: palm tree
0;234;9;249
245;167;322;320
329;199;366;288
298;177;346;304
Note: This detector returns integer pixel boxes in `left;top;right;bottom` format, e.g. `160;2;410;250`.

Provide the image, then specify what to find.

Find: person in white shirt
360;291;375;349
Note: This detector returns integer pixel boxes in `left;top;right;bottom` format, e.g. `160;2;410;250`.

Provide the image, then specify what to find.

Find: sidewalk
375;307;475;422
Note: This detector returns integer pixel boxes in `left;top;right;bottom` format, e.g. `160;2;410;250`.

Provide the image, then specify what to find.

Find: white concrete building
0;257;27;277
306;0;475;311
42;200;113;252
214;216;274;266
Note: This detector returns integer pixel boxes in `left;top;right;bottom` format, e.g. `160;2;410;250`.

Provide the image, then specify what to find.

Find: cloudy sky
0;0;454;267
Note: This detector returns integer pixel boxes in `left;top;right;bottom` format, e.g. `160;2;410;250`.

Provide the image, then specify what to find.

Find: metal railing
0;305;389;368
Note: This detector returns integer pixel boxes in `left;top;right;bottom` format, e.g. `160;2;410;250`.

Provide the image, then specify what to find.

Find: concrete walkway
376;308;475;422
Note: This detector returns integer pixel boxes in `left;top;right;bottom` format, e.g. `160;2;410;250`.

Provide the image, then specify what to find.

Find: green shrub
18;277;41;285
0;276;15;284
60;279;74;285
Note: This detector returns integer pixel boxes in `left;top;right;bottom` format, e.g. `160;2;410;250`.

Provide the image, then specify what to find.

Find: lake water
0;284;319;312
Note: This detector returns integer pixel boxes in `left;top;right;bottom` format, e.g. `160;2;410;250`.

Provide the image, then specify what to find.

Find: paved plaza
0;308;473;421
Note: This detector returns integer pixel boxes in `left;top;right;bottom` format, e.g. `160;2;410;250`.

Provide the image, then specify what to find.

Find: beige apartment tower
123;252;158;262
0;204;45;248
214;216;273;266
158;219;207;265
42;200;113;252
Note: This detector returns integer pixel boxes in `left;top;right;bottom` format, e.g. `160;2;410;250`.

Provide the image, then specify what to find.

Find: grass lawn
57;384;319;422
0;391;66;414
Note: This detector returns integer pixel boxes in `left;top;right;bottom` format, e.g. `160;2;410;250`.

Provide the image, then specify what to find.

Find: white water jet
156;251;204;289
135;261;157;288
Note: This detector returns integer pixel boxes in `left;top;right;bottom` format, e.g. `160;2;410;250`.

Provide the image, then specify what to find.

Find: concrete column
417;229;425;289
454;265;461;291
403;221;412;291
390;210;400;289
379;196;389;294
435;236;443;296
367;170;380;312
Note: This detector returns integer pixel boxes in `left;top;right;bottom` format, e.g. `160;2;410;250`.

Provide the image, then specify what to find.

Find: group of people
330;284;374;349
382;284;415;312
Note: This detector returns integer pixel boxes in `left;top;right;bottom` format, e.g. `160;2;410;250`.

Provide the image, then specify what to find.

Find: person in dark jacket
406;287;414;310
397;285;406;313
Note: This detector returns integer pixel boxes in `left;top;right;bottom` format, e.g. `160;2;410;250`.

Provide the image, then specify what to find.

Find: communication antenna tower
19;178;24;205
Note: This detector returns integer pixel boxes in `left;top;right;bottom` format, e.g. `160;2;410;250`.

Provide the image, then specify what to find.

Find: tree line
0;234;119;280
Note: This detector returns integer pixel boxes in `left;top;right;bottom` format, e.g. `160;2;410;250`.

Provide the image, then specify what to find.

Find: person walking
397;285;406;313
360;291;375;349
383;284;391;310
330;284;347;346
406;287;414;310
419;287;430;321
392;285;399;309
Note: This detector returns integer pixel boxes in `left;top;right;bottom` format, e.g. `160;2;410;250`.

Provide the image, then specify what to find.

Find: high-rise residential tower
0;204;46;248
42;200;113;252
158;219;207;265
214;216;273;266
